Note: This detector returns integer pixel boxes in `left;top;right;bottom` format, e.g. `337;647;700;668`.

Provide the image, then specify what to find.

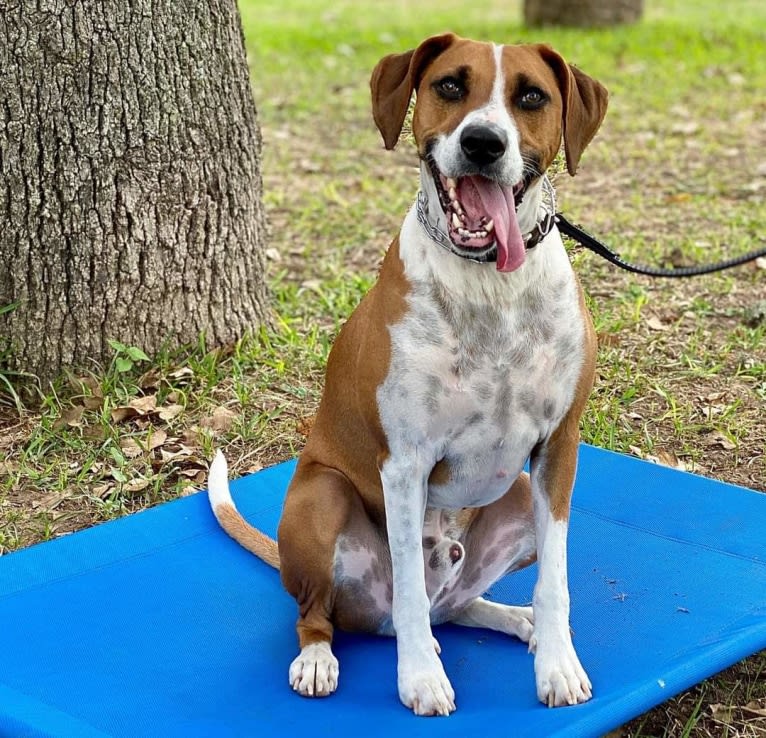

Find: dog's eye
434;77;466;101
517;87;547;110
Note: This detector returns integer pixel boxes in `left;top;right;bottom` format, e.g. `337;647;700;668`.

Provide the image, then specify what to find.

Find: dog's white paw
502;605;535;643
398;656;456;716
289;642;339;697
530;637;591;707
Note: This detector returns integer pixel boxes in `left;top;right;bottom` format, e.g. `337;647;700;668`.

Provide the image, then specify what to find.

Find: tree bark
524;0;643;27
0;0;268;387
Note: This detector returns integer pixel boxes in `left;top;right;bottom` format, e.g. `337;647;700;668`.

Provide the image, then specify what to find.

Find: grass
1;0;765;735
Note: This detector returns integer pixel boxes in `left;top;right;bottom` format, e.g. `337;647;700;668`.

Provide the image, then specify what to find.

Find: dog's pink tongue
460;176;525;272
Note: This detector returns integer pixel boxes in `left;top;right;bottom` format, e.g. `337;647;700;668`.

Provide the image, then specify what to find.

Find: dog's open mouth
428;158;528;272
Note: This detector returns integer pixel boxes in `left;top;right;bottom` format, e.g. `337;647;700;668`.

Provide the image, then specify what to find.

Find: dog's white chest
377;242;584;509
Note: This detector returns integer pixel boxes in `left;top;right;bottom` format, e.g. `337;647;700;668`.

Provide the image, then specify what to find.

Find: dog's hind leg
451;598;534;643
278;461;359;697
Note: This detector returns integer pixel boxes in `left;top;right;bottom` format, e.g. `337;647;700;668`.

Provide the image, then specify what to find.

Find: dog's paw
398;657;456;716
289;642;339;697
531;638;591;707
502;605;534;643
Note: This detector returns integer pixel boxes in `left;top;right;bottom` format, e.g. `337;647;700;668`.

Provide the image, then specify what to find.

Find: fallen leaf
83;395;104;411
93;482;114;498
742;701;766;717
111;395;158;423
123;478;151;493
54;405;85;430
200;406;237;433
139;368;162;390
130;395;157;414
628;445;644;458
169;366;194;381
646;315;670;332
179;468;206;484
157;403;183;421
111;406;139;423
705;431;737;451
159;444;199;463
120;437;144;459
646;449;687;471
147;428;167;451
710;703;735;724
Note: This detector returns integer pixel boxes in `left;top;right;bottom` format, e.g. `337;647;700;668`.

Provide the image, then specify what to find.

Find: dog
207;33;608;716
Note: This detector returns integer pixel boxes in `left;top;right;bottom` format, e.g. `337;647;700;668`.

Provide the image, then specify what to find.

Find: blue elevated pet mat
0;444;764;738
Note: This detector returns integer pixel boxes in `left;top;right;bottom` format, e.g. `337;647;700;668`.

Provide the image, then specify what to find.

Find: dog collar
416;176;557;264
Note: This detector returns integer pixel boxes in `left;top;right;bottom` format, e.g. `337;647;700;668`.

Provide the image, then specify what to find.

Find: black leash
556;213;766;278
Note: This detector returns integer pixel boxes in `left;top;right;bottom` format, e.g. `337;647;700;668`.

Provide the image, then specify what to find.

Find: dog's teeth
446;177;457;189
448;187;457;202
476;230;487;238
458;227;469;237
485;219;494;233
452;213;461;229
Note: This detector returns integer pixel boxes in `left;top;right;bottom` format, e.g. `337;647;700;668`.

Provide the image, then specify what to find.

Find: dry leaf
645;449;687;471
54;405;85;430
628;445;644;458
82;395;103;411
147;428;167;450
179;468;206;484
706;431;737;450
130;395;157;414
111;395;159;423
159;444;198;463
200;406;237;433
123;478;151;493
157;403;183;421
169;366;194;381
139;368;163;390
120;437;144;459
111;406;140;423
742;701;766;717
93;482;114;498
710;703;735;724
180;428;201;447
646;315;670;332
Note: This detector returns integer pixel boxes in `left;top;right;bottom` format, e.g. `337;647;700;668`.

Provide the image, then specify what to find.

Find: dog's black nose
460;124;507;166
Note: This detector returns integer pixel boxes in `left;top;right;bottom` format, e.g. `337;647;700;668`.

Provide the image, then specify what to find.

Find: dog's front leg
528;425;592;707
381;450;456;716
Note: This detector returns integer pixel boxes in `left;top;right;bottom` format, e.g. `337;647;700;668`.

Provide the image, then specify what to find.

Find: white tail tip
207;450;233;510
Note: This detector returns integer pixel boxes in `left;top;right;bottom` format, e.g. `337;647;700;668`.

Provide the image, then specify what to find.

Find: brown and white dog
208;33;608;716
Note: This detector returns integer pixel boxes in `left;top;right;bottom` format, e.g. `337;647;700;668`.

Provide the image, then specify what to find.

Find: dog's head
370;35;608;271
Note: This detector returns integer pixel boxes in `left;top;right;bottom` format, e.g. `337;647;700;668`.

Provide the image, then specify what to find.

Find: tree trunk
524;0;643;27
0;0;268;387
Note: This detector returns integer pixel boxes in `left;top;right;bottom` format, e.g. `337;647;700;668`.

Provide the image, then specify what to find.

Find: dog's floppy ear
370;33;458;150
536;45;608;176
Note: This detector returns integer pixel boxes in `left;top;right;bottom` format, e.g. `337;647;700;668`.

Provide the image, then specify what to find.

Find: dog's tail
207;450;280;570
